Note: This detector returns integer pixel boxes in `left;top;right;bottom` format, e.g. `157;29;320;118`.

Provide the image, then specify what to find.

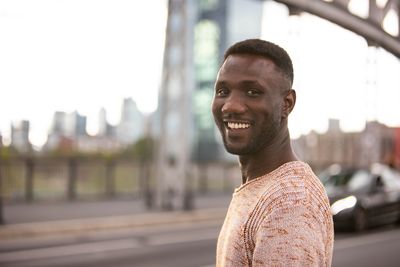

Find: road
0;217;221;267
2;194;232;224
1;219;400;267
1;195;400;266
332;225;400;267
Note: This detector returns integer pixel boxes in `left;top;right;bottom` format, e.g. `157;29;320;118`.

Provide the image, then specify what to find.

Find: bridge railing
0;156;240;203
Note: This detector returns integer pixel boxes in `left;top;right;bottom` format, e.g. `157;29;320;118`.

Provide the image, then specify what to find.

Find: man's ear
282;89;296;118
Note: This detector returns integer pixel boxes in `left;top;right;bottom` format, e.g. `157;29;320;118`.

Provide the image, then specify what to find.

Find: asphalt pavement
0;193;231;241
1;194;400;267
0;193;230;267
2;193;232;224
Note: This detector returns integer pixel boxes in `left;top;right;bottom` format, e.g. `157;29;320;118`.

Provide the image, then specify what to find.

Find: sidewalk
3;193;231;224
0;193;231;240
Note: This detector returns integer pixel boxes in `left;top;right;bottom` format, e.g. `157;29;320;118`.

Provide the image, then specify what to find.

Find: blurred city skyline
8;96;148;153
0;0;168;147
1;0;399;147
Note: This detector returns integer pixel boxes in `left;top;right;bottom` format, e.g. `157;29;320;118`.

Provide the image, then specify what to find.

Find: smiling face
212;54;290;155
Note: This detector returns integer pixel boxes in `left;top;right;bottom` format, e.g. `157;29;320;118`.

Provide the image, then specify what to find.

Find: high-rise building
48;110;87;138
98;107;116;137
192;0;263;161
155;0;263;162
45;111;87;151
153;0;263;209
46;111;66;151
11;120;31;153
49;111;66;135
292;119;399;172
117;98;144;145
64;111;87;137
98;107;108;136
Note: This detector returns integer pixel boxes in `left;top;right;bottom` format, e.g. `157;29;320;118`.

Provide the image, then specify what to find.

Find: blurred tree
0;145;20;159
0;146;18;224
119;136;154;161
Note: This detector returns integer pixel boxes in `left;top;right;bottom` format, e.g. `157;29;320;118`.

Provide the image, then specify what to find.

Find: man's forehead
216;54;290;92
220;54;277;73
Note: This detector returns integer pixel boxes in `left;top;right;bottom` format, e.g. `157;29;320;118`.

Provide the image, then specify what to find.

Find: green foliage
119;136;154;161
0;146;19;160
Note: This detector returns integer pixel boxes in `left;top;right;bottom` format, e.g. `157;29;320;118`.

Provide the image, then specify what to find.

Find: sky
0;0;168;146
262;1;400;137
0;0;399;147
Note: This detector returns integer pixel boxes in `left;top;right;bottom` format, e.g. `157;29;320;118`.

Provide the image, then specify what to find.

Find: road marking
0;220;222;252
0;208;226;240
0;239;141;263
0;228;219;263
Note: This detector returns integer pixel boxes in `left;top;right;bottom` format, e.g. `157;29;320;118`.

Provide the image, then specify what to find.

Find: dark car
320;164;400;231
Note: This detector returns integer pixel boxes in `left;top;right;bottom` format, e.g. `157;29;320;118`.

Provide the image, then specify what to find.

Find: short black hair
223;39;294;86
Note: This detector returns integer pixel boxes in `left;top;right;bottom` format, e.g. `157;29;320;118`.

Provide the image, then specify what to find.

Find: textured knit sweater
216;161;334;267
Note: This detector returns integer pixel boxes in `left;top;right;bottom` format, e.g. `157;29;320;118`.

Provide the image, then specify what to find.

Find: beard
221;112;282;156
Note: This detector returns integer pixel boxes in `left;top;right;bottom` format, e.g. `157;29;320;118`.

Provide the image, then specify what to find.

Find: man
212;39;334;266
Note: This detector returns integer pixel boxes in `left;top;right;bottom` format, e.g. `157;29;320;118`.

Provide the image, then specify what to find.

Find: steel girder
269;0;400;58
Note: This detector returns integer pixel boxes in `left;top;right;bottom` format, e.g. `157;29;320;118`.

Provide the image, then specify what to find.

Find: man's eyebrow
237;80;264;88
215;81;228;87
215;80;262;87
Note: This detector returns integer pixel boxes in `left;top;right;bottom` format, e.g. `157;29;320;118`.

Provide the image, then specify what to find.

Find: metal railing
0;156;240;203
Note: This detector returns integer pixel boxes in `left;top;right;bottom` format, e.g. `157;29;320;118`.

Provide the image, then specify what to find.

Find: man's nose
221;93;246;114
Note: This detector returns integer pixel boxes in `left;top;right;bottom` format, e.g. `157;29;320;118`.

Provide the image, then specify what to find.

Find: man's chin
224;144;252;156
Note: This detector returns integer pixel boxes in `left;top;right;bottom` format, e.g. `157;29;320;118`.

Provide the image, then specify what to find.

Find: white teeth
227;122;250;129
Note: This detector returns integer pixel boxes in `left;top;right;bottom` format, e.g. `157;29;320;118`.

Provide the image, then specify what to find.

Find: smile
226;122;250;130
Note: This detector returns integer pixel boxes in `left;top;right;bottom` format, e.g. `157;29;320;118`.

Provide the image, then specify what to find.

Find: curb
0;208;226;240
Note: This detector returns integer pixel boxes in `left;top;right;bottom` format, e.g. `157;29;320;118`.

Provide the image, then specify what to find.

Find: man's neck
238;132;298;184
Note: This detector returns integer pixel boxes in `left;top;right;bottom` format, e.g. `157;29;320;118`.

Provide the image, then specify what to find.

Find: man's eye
247;89;261;97
216;88;229;96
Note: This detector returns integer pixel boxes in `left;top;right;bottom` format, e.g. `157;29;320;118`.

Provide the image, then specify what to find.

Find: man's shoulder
266;161;315;193
271;161;324;191
259;161;329;210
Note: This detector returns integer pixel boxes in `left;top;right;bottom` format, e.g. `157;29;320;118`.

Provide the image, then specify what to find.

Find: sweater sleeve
252;201;331;267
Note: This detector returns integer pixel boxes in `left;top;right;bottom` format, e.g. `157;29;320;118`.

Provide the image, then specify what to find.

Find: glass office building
192;0;263;161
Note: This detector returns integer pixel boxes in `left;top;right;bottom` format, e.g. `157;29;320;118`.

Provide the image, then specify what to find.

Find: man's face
212;54;287;155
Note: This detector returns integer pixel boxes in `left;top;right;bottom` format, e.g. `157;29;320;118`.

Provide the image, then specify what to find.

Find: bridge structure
273;0;400;57
154;0;400;210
